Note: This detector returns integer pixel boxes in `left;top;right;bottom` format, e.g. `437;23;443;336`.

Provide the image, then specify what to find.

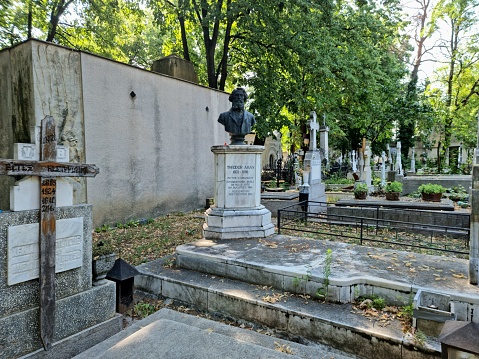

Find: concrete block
207;292;288;331
134;274;162;295
162;280;208;310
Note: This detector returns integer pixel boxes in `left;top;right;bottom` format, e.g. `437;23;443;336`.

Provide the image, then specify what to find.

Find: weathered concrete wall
80;52;229;225
0;39;230;226
402;175;472;195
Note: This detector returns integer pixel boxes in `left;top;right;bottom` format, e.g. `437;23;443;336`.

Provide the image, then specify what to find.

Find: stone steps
75;308;354;359
133;254;441;359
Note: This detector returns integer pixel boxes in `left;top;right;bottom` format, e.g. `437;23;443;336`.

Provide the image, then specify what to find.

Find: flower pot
385;192;400;201
92;253;116;281
421;192;442;202
354;192;367;200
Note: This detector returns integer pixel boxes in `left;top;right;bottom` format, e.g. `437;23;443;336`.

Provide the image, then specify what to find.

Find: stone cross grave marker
0;116;99;350
395;141;402;175
308;111;319;151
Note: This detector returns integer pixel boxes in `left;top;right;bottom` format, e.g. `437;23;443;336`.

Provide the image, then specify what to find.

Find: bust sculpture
218;87;256;145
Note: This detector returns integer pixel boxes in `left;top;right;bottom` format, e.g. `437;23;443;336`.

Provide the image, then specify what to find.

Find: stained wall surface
0;39;230;226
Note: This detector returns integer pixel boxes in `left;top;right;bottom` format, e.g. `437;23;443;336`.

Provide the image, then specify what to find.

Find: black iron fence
277;201;470;257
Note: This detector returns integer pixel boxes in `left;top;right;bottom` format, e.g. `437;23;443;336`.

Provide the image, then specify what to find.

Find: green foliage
385;181;403;193
132;302;156;319
418;183;445;194
447;185;468;201
324;173;354;185
372;296;386;310
354;182;369;195
92;238;115;257
357;295;387;310
316;249;333;301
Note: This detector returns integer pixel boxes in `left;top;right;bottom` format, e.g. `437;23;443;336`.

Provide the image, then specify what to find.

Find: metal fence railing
277;201;470;257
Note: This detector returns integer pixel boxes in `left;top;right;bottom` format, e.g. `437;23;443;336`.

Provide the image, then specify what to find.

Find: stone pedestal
470;166;479;284
203;145;274;240
303;150;326;212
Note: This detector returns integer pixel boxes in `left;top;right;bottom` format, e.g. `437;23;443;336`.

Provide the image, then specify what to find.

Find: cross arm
0;160;99;177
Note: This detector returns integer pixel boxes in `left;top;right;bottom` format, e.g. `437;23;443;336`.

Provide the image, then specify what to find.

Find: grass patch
92;211;205;266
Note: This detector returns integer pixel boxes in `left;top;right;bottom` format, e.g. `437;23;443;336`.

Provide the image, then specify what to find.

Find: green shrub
385;181;403;193
354;182;368;195
418;183;445;194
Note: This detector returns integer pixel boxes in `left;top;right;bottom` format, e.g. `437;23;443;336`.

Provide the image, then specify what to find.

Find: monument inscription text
224;154;257;208
8;217;84;285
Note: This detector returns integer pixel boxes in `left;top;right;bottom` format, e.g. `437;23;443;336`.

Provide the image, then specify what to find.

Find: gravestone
303;112;326;210
0;116;119;358
395;141;403;175
470;111;479;284
319;114;329;170
351;150;358;172
381;151;386;187
408;147;416;175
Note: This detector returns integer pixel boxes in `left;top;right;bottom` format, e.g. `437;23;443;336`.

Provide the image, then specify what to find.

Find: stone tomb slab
335;198;455;211
8;217;83;285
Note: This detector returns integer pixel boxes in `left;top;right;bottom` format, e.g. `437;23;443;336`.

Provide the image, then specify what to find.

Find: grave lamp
106;258;140;313
303;137;310;146
438;321;479;359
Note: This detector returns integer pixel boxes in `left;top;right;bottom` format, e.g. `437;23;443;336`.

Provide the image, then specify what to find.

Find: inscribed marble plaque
7;217;84;285
225;154;256;208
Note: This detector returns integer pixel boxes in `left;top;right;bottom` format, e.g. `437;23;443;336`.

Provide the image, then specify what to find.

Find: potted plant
92;235;117;281
385;181;403;201
418;183;445;202
354;182;368;199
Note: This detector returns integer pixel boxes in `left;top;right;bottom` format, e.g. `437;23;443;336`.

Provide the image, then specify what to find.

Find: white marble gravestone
10;126;74;211
319;114;329;169
203;145;274;239
303;112;326;210
396;141;403;175
381;151;386;187
8;217;83;285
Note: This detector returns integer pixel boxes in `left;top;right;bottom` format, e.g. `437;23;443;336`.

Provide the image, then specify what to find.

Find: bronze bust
218;88;256;145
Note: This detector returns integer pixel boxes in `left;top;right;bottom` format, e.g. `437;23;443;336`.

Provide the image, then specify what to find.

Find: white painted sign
7;217;84;285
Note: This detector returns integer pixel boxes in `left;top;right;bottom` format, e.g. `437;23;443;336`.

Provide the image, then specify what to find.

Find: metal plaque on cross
0;116;99;351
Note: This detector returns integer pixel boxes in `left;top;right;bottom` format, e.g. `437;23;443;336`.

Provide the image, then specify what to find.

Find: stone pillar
303;149;326;211
396;141;403;175
363;144;372;191
381;151;386;187
471;162;479;284
410;147;416;174
203;145;274;239
319;125;329;169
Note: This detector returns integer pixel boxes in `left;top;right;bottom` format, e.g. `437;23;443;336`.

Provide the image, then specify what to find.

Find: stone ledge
0;281;117;358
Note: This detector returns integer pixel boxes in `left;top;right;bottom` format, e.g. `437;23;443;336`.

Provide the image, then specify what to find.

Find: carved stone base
203;206;275;240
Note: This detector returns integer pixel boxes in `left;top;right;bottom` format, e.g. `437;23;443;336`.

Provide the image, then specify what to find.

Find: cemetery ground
92;208;470;352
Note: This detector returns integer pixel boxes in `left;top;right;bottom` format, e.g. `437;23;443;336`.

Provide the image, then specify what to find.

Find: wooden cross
308;111;319;151
0;116;99;350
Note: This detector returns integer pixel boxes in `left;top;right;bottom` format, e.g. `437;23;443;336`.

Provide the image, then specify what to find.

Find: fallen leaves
259;239;279;249
262;292;286;304
352;302;400;328
274;341;293;354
